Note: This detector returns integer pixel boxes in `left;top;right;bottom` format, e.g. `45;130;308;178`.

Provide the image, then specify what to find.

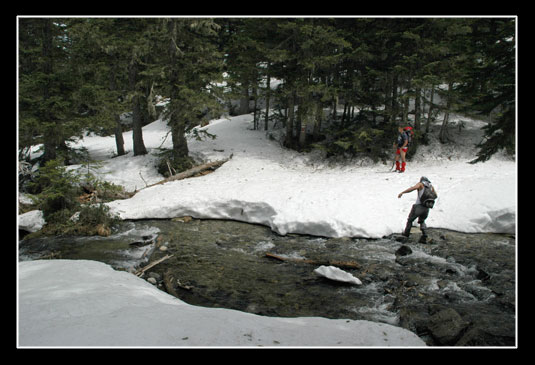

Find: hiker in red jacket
393;125;411;173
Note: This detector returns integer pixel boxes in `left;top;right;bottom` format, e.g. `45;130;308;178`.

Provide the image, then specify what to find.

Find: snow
18;260;425;347
17;111;516;347
79;113;514;239
314;265;363;285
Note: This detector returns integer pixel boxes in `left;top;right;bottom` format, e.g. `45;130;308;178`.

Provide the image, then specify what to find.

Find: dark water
19;218;516;346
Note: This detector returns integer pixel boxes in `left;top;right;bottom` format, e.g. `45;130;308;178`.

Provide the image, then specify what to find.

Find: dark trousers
403;204;429;237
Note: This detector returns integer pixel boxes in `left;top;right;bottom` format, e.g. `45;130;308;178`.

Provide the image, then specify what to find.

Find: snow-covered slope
91;114;516;238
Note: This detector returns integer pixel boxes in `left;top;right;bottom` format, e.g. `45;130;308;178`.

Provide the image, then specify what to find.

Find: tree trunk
170;113;189;158
299;95;313;147
41;19;57;163
146;158;229;189
285;90;296;147
239;83;250;115
131;94;147;156
128;58;147;156
402;92;408;123
439;82;453;144
167;19;188;160
384;72;392;124
332;95;338;121
391;74;399;123
341;101;349;127
264;65;271;131
109;64;125;156
425;85;435;133
414;87;421;130
265;252;360;270
252;86;258;130
402;75;411;124
114;115;125;156
313;100;323;140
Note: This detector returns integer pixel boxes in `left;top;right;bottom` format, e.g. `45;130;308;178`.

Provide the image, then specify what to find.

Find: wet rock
456;317;515;346
402;273;426;288
399;305;432;339
393;234;409;243
395;245;412;257
476;267;491;281
427;308;470;345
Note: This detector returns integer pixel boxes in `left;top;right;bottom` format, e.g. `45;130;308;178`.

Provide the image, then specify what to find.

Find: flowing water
19;218;516;346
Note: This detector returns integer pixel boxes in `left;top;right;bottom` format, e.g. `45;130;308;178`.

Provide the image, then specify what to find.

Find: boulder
18;210;45;233
427;308;469;345
395;245;413;257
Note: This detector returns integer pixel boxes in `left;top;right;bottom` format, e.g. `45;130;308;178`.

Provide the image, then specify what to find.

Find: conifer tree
462;18;516;162
157;18;223;171
19;18;80;163
66;18;132;156
19;17;515;167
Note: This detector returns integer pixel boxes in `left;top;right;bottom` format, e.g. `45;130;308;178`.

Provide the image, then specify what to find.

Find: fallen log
135;254;174;277
265;252;360;270
144;157;230;189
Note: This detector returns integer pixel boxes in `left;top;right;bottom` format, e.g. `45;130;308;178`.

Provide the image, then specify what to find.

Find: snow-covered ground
17;111;516;347
19;114;517;238
74;113;515;239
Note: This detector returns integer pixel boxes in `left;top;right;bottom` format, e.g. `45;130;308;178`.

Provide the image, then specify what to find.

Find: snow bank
99;114;515;238
21;113;515;238
18;260;425;347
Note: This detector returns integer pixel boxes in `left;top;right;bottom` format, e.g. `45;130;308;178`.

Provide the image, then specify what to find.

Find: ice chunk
314;265;362;285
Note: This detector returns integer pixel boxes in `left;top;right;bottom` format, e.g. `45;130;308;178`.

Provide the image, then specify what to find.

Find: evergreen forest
18;17;515;170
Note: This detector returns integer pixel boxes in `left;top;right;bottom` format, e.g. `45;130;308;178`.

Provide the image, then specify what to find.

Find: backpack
404;126;414;146
420;182;437;208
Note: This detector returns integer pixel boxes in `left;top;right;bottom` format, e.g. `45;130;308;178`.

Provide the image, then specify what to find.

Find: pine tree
218;18;262;120
19;18;80;164
156;18;224;172
66;18;132;156
19;17;515;168
462;18;516;162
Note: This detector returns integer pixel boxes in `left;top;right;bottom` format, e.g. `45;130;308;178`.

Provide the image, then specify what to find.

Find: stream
19;218;516;346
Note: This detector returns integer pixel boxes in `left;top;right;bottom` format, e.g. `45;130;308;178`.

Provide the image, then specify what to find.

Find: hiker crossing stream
19;218;515;346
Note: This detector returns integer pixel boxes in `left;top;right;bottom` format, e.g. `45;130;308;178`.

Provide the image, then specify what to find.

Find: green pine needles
27;158;121;237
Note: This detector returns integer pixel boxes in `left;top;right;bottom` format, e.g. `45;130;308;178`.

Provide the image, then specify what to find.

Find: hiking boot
418;235;427;244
